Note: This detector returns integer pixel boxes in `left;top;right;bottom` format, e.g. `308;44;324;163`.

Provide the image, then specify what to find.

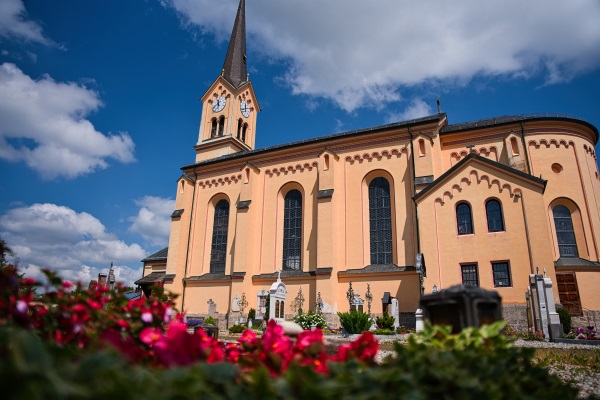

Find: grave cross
277;269;282;281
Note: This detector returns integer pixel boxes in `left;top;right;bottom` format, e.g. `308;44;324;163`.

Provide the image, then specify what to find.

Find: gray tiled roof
555;257;600;268
441;113;598;142
141;247;168;262
338;264;416;275
182;114;446;169
222;0;247;88
135;272;166;285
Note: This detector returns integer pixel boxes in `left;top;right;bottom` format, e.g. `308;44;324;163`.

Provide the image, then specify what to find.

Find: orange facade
149;1;600;329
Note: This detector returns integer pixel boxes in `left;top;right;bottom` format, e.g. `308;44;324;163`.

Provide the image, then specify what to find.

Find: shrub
372;328;395;335
557;306;571;334
337;310;372;334
294;310;327;330
204;315;216;326
228;324;245;334
375;312;395;330
247;308;256;321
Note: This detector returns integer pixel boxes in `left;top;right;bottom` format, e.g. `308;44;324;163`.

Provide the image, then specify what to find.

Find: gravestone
256;289;269;318
231;294;241;312
207;299;216;317
391;298;400;329
269;270;287;322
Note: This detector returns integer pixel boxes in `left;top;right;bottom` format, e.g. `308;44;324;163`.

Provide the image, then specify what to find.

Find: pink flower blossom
16;300;28;314
141;312;153;323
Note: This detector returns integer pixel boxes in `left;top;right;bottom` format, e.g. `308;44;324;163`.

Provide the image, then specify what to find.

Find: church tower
195;0;259;163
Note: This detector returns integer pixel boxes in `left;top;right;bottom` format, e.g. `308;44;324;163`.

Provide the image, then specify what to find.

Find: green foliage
228;324;245;334
1;322;590;400
372;328;395;335
204;316;216;326
557;307;572;334
294;310;327;330
375;312;395;330
337;310;372;334
247;308;256;321
264;294;270;320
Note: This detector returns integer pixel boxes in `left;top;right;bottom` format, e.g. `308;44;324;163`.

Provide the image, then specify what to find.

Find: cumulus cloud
164;0;600;112
0;0;52;45
129;196;175;246
386;99;434;124
0;203;146;287
0;63;136;179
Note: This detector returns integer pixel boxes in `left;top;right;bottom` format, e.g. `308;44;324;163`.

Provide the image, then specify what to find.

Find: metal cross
466;144;475;153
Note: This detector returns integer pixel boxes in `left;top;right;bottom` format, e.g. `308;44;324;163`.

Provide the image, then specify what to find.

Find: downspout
520;121;532;174
517;193;536;275
181;169;198;313
408;126;421;254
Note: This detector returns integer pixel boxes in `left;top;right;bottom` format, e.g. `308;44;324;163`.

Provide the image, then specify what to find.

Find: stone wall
502;304;529;332
572;310;600;330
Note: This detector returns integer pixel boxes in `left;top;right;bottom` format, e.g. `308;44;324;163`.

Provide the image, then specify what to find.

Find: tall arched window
486;199;504;232
282;190;302;270
209;199;230;273
553;205;578;257
456;203;473;235
242;123;247;142
211;118;217;138
217;116;225;136
369;177;393;264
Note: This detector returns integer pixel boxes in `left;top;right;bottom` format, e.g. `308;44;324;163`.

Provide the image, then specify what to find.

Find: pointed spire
222;0;247;88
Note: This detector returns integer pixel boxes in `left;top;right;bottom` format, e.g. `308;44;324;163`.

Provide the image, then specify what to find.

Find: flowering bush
0;262;378;374
294;310;327;330
565;327;600;340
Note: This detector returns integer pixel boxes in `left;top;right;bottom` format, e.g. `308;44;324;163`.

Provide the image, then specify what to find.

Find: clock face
212;96;226;112
240;100;250;118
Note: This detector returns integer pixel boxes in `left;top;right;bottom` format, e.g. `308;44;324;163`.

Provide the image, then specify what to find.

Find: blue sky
1;0;599;286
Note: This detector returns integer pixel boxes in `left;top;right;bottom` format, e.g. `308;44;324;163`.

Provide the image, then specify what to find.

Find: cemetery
3;249;600;399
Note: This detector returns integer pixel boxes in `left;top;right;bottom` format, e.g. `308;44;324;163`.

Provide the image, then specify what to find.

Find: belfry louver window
282;190;302;270
369;177;393;264
210;200;230;273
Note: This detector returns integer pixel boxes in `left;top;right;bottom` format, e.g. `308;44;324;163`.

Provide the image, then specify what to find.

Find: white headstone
415;308;424;332
391;298;400;329
269;270;287;321
231;294;241;312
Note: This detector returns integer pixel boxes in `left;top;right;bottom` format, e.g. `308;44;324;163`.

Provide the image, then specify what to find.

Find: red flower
140;327;163;345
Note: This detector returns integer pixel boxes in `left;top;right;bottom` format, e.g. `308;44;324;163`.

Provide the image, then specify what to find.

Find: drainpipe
181;169;198;313
408;126;421;254
520;121;532;174
517;193;535;275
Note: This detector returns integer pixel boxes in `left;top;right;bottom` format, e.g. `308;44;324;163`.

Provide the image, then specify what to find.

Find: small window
456;203;473;235
275;300;280;318
492;262;511;287
486;200;504;232
510;137;519;156
244;168;250;184
179;181;184;193
418;139;426;156
324;154;330;171
237;119;242;139
461;264;479;287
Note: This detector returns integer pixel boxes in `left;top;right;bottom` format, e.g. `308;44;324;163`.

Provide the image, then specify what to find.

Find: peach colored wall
572;270;600;310
161;115;600;322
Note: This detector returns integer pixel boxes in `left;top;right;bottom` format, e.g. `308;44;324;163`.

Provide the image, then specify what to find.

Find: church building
141;0;600;330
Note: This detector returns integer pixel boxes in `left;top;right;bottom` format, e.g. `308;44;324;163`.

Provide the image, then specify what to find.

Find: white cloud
386;99;433;123
164;0;600;112
0;63;136;179
129;196;175;246
0;0;52;45
0;203;145;287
